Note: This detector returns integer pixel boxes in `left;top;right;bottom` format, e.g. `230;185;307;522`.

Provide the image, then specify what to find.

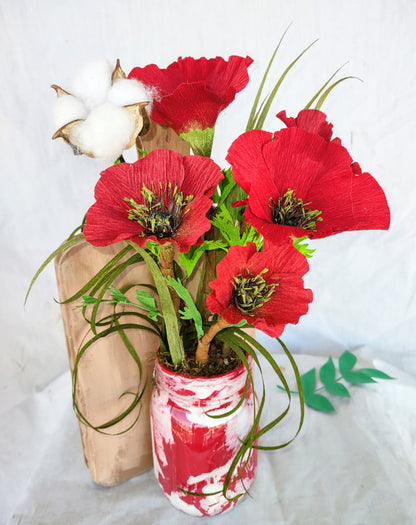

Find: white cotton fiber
71;103;135;162
71;58;113;110
53;95;88;129
108;78;153;108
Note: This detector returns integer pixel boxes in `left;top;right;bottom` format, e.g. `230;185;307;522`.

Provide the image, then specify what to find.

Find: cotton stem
195;317;229;364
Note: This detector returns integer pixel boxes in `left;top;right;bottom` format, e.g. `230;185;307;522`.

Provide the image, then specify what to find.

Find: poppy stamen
269;189;322;231
232;270;277;315
125;183;193;238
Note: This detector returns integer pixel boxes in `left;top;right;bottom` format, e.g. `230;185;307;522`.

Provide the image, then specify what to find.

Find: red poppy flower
226;126;390;244
206;242;312;337
84;149;223;252
128;56;253;135
277;109;364;174
277;109;336;143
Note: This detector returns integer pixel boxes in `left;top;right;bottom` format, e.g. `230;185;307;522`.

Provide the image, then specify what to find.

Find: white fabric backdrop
1;0;415;523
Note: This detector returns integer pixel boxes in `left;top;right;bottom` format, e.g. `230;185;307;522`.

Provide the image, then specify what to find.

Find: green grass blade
166;276;204;338
72;322;156;433
25;233;85;306
67;216;86;239
255;39;318;130
59;247;136;304
315;76;362;110
128;243;184;365
251;94;269;128
87;254;144;335
304;63;347;109
246;24;291;131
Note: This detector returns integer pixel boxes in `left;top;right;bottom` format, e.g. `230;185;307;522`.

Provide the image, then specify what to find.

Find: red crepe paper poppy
277;109;336;144
277;109;363;174
128;56;253;135
226;126;390;244
84;149;223;252
206;242;312;337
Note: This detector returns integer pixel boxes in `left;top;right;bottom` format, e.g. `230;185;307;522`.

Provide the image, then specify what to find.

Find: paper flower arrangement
30;40;391;517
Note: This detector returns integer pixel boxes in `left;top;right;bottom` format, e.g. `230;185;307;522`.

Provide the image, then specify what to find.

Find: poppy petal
277;109;334;142
206;242;312;336
129;56;253;134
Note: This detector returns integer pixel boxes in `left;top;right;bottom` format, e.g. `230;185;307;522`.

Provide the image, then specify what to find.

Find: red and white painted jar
150;357;258;517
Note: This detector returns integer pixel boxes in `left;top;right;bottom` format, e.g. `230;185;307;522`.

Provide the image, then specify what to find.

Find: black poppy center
269;189;322;231
232;271;277;315
125;183;193;239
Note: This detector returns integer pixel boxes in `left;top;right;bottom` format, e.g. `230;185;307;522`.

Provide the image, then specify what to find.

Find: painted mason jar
150;357;258;517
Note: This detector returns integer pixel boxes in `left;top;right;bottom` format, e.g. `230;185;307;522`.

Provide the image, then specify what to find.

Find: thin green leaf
315;76;362;111
358;368;394;380
136;147;149;156
228;330;305;450
78;295;99;307
145;240;159;257
128;243;184;365
339;350;357;373
304;63;347;109
252;94;269;129
110;286;133;304
211;206;261;249
342;371;376;384
319;357;335;383
89;256;142;334
25;233;85;305
304;393;335;412
324;381;350;398
301;368;336;410
319;358;350;397
178;239;226;279
136;290;161;321
292;236;315;258
67;217;86;240
246;24;291;131
204;376;250;420
255;39;318;130
166;276;204;339
177;330;259;500
72;322;157;433
89;310;162;337
216;167;236;207
214;333;264;496
256;336;305;448
339;350;375;384
60;246;135;304
301;368;316;394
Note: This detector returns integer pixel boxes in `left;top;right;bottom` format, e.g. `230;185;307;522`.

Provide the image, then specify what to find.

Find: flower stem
159;243;181;316
198;208;218;322
195;317;229;364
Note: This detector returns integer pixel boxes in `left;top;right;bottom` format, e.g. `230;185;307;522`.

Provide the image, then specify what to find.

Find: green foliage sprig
278;350;394;412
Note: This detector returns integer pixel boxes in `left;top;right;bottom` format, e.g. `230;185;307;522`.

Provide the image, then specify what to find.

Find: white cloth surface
2;353;415;525
1;0;416;523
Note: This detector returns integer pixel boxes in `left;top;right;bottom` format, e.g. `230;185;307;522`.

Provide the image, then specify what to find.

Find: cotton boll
71;58;113;110
53;95;88;129
72;103;135;162
108;78;153;109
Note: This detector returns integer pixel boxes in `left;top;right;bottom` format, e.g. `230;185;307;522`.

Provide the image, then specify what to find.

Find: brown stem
195;317;229;364
159;243;181;316
198;209;217;322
